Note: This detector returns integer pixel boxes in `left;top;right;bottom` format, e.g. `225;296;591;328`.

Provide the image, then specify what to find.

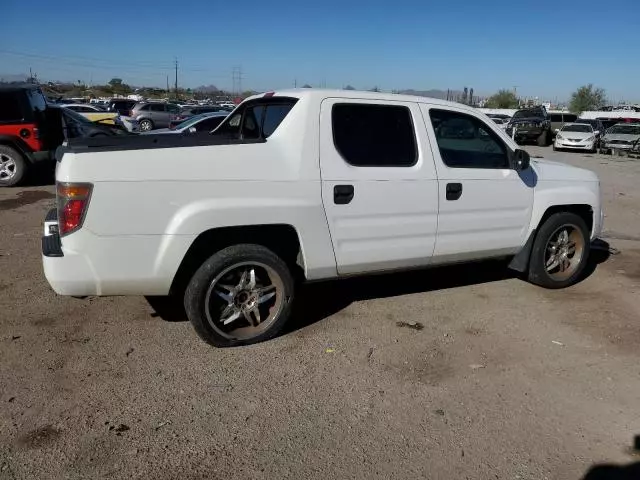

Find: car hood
557;131;592;139
602;133;640;141
531;158;598;183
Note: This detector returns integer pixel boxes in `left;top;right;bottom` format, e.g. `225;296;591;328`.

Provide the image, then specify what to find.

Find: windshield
608;125;640;135
513;109;543;119
562;124;593;133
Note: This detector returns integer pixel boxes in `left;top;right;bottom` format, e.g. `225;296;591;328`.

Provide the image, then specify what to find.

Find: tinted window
332;103;417;167
0;92;24;121
149;104;165;112
28;88;47;113
563;114;577;122
195;116;225;131
167;104;180;113
429;109;509;169
550;114;563;122
213;98;297;140
263;104;294;137
139;104;151;111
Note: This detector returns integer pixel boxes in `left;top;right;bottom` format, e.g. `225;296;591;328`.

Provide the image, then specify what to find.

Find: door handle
334;184;354;205
446;183;463;201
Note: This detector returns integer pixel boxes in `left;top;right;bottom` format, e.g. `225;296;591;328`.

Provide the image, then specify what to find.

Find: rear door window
149;104;165;112
331;103;417;167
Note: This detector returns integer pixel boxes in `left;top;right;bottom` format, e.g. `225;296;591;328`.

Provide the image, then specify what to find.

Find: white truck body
43;89;602;298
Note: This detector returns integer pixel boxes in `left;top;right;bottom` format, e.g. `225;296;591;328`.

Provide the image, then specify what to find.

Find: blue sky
2;0;639;101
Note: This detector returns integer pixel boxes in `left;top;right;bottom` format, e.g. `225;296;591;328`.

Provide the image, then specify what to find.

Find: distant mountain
194;84;220;93
0;73;29;83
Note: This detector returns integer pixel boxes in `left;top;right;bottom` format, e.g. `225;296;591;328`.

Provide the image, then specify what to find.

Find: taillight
57;182;93;235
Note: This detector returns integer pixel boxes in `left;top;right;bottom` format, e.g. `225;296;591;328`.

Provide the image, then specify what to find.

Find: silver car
131;102;180;131
601;123;640;152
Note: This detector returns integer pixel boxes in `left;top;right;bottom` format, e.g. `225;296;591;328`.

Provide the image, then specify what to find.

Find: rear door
320;98;439;275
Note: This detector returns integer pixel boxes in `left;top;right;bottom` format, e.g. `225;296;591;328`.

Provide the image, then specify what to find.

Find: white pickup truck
43;90;603;347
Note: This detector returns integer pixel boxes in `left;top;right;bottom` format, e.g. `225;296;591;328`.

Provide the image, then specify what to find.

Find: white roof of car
246;88;479;112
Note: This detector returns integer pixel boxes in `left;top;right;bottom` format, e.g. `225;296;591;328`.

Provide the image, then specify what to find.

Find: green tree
344;85;355;90
569;84;606;114
302;84;312;88
485;89;519;108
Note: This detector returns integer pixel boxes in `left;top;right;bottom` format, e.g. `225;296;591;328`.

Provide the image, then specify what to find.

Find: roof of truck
248;89;477;111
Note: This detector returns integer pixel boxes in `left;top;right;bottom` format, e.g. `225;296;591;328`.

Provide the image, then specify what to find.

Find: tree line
484;84;607;113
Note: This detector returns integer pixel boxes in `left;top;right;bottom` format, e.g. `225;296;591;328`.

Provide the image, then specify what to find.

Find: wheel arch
170;224;306;296
0;136;30;162
510;203;594;273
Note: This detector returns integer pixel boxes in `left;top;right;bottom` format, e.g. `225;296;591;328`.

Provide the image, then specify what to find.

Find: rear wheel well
170;224;304;296
539;204;593;234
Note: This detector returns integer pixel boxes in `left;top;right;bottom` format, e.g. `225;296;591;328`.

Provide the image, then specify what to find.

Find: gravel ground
1;147;639;480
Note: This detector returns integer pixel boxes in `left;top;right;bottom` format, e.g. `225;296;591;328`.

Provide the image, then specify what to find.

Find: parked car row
0;84;129;187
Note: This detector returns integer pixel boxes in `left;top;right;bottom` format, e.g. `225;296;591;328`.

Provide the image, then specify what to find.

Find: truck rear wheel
527;212;590;289
0;145;27;187
184;244;294;347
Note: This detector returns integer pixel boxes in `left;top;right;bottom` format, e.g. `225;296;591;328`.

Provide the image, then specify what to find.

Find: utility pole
294;79;297;88
166;75;169;96
232;66;244;96
174;57;179;100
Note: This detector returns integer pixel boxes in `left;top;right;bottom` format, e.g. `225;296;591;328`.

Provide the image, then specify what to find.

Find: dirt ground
1;147;639;480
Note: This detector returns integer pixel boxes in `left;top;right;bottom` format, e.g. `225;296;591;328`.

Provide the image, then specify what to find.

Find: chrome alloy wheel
544;224;585;281
0;153;17;181
204;261;284;340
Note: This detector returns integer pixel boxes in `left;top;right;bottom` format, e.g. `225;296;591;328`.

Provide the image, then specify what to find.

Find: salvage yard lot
1;147;639;479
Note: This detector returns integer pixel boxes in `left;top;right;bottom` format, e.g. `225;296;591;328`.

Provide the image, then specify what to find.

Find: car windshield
562;124;592;133
513;109;542;118
608;125;640;135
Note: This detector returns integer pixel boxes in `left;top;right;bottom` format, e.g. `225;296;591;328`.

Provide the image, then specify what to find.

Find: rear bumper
42;209;194;296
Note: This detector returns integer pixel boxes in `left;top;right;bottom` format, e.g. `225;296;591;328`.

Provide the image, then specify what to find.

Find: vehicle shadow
146;241;613;331
581;462;640;480
285;259;515;334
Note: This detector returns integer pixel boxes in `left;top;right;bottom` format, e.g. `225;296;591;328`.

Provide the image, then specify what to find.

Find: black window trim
429;107;511;170
331;101;419;168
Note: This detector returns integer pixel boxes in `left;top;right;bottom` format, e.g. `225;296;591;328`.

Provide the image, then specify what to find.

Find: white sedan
553;123;597;153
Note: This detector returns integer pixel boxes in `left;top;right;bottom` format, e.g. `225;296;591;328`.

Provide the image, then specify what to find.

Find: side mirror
188;126;196;133
512;149;530;171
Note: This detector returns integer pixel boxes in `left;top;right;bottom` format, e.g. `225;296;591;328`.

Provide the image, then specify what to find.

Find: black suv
106;98;138;116
505;106;552;146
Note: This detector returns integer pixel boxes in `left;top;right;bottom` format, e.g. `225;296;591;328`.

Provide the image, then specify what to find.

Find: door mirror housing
512;149;530;171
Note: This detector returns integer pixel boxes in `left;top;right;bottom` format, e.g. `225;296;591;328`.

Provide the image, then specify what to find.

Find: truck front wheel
527;212;590;289
184;244;295;347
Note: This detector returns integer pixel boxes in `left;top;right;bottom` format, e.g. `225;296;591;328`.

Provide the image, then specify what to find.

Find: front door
320;98;439;275
420;104;534;263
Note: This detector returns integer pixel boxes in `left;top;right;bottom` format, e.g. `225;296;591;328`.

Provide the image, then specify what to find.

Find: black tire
139;118;154;131
528;212;590;289
184;244;295;347
0;145;27;187
537;130;549;147
552;144;557;151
